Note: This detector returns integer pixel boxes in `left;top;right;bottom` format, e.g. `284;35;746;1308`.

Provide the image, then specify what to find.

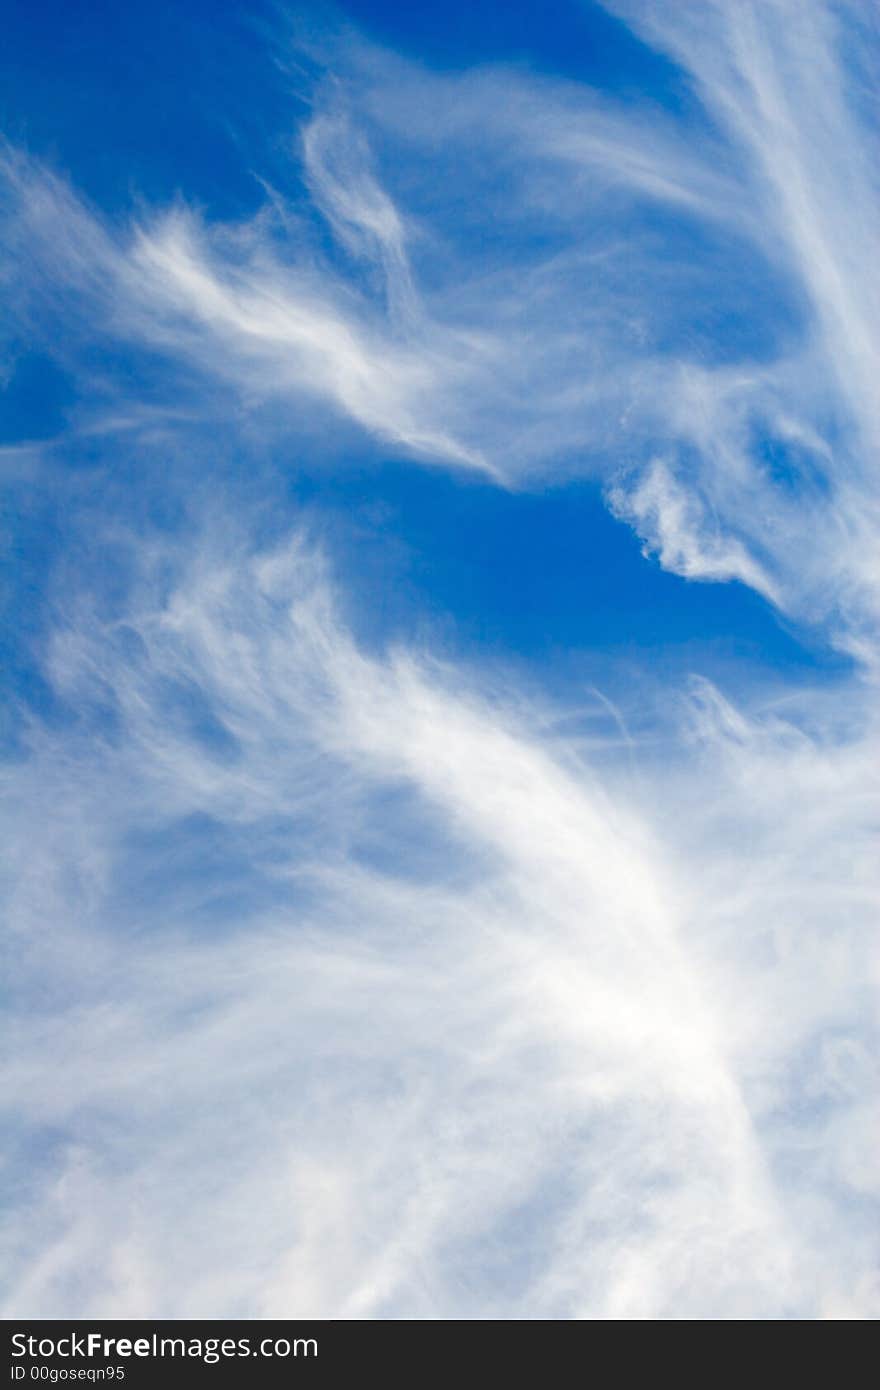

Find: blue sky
2;1;878;1319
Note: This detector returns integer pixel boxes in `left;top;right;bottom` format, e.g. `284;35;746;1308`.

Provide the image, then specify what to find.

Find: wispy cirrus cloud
2;527;877;1318
2;1;878;633
1;0;878;1322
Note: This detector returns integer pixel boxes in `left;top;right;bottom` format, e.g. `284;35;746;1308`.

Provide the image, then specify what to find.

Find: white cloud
608;456;781;601
2;0;879;1321
302;107;418;329
605;0;880;452
1;530;877;1318
3;1;878;636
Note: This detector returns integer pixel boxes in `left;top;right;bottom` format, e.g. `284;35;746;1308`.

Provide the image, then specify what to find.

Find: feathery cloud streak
1;0;878;1320
2;1;878;628
2;532;877;1318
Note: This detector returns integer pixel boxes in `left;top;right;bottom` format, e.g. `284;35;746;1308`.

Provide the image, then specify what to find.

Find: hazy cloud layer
3;532;877;1318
